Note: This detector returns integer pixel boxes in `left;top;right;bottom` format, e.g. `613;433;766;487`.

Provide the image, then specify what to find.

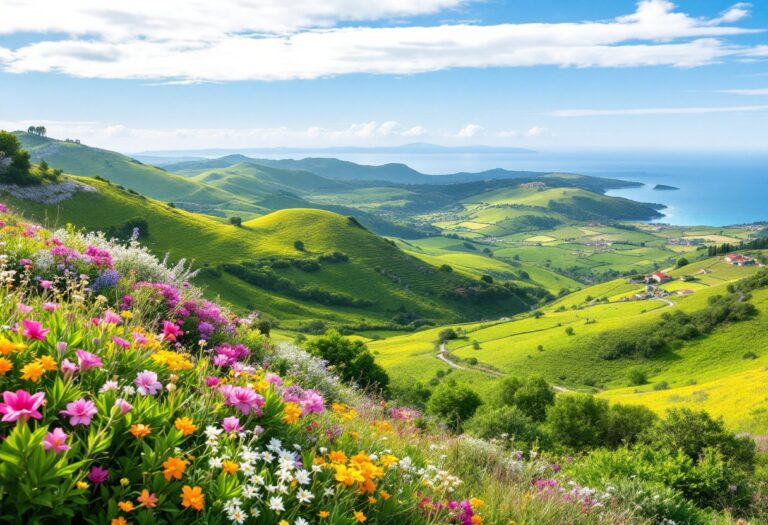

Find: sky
0;0;767;152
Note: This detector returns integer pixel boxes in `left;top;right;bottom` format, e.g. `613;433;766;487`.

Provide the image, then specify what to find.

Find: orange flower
379;454;398;467
222;460;239;474
334;465;364;486
39;355;57;371
0;338;23;355
117;501;134;512
180;485;204;511
20;360;45;382
110;518;128;525
129;424;151;438
0;357;12;375
318;511;330;519
470;516;482;524
379;490;391;501
367;496;378;504
174;417;197;436
329;450;347;464
162;456;188;481
282;402;302;424
354;511;367;523
137;489;158;508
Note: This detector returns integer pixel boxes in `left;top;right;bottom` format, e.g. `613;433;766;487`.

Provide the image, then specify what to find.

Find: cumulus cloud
0;1;764;81
526;126;546;136
551;105;768;117
402;126;428;137
456;123;484;138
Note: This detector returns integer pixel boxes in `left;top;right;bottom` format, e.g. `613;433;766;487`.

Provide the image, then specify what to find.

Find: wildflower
76;349;103;371
0;389;45;422
60;358;78;377
120;478;130;486
88;466;109;484
76;481;89;490
60;398;98;426
102;310;122;325
297;489;313;503
354;511;367;523
112;336;131;349
329;451;347;464
134;370;162;395
380;490;391;500
130;424;151;438
17;303;32;314
0;357;12;375
40;279;53;289
268;496;285;513
222;416;243;433
137;489;158;508
114;398;132;415
20;361;45;382
174;417;197;436
43;427;70;453
470;498;485;509
282;402;302;424
39;355;57;371
181;485;204;511
0;337;23;355
162;456;188;481
42;302;59;312
334;465;365;486
162;320;182;342
295;519;309;525
222;460;239;474
471;516;483;524
22;319;49;340
117;501;135;512
318;511;330;519
111;518;128;525
220;385;265;416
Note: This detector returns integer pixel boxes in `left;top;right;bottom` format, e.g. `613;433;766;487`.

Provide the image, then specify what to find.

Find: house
676;289;695;296
724;253;755;266
650;271;671;283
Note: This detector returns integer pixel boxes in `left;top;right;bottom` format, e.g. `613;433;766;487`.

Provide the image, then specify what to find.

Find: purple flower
134;370;162;396
219;385;265;416
60;359;78;377
222;416;243;433
111;336;131;349
60;398;98;426
76;349;103;371
114;398;132;415
42;302;59;312
205;376;220;388
87;466;109;484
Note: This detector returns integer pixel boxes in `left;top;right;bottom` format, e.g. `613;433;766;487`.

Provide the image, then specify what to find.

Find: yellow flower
120;310;133;319
0;337;23;355
351;431;360;442
39;355;58;371
151;350;194;371
120;477;130;487
350;452;371;465
329;450;347;464
222;460;239;474
354;511;367;523
282;402;302;424
334;464;364;486
76;481;89;490
20;360;45;382
162;456;188;481
379;454;398;468
118;501;135;512
180;485;204;511
470;498;485;509
129;424;151;438
318;511;330;519
0;357;12;375
279;521;289;525
111;518;129;525
174;416;197;436
380;490;391;501
368;496;377;504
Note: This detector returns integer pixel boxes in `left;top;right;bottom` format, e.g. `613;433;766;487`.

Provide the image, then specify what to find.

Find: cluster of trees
306;330;389;395
26;125;47;137
708;238;768;256
0;131;59;185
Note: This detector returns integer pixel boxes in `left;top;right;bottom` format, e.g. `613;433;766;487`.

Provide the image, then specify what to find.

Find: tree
602;404;657;447
511;377;555;422
294;240;305;251
465;406;544;446
440;264;453;273
27;126;35;134
0;131;32;183
437;328;458;343
256;318;272;337
306;330;389;395
427;379;482;431
565;326;575;336
545;395;609;449
229;216;242;227
676;257;690;268
628;368;648;386
480;274;493;284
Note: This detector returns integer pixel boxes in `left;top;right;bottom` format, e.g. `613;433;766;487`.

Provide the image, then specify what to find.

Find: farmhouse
650;271;671;283
724;253;756;266
676;289;695;296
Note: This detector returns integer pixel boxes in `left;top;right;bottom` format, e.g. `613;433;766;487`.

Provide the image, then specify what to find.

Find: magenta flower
132;331;148;345
220;385;265;416
42;302;59;312
0;389;45;422
114;398;132;415
102;310;122;325
265;372;283;386
60;398;98;426
222;416;243;433
134;370;162;396
17;303;32;314
43;427;70;454
300;390;325;415
205;376;220;388
87;466;109;484
76;349;103;372
22;319;49;341
111;336;131;349
162;320;182;342
40;279;53;289
60;358;78;377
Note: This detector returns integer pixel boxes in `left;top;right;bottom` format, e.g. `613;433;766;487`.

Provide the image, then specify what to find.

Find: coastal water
257;150;767;227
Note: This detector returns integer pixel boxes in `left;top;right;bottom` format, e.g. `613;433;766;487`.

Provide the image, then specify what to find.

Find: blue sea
261;150;768;227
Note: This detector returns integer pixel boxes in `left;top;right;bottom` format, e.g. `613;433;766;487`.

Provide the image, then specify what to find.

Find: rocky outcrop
0;179;96;204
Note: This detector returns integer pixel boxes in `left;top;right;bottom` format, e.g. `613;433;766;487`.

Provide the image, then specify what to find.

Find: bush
499;377;555;422
480;274;493;284
437;328;458;343
465;406;543;446
440;264;453;273
294;239;305;251
628;368;648;386
653;381;669;391
602;404;658;447
427;379;482;431
0;131;35;185
676;257;690;268
545;395;609;449
564;326;574;336
229;216;242;227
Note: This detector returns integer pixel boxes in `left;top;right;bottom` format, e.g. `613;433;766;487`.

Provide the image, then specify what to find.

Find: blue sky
0;0;766;152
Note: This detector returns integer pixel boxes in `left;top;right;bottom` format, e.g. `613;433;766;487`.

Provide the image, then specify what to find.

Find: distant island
653;184;680;191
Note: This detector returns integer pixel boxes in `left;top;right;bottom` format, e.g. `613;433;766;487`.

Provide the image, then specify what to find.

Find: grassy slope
369;256;768;429
6;177;531;326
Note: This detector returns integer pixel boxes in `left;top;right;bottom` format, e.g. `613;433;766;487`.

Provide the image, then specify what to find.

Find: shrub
228;216;242;226
427;379;482;431
293;239;305;251
501;377;555;422
437;328;458;343
653;381;669;391
628;368;648;386
564;326;575;336
440;264;453;273
545;395;609;449
602;404;658;447
480;274;493;284
465;406;543;447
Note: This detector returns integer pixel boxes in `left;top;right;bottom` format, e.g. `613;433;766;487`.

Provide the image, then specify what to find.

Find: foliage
498;376;555;422
427;380;482;431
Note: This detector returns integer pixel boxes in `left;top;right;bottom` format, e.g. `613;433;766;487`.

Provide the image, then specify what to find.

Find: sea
257;150;768;227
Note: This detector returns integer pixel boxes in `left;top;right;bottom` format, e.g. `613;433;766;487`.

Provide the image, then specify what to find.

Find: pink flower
43;427;70;454
0;389;45;422
87;466;109;484
132;332;148;345
134;370;162;396
111;336;131;349
60;358;78;377
265;373;283;386
40;279;53;289
76;349;102;371
205;376;220;388
300;390;325;415
22;319;49;340
102;310;122;325
162;320;182;342
17;303;32;314
220;385;265;416
60;398;98;426
222;416;243;433
55;341;68;356
42;302;59;312
114;398;132;415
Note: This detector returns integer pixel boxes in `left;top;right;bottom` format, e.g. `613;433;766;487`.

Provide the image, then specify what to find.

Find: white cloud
456;123;483;138
526;126;546;136
551;105;768;117
402;126;428;137
0;1;764;81
710;2;752;24
496;130;519;138
721;88;768;95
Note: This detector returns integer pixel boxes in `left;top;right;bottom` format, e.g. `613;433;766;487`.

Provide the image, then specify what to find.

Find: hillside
5;176;541;329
